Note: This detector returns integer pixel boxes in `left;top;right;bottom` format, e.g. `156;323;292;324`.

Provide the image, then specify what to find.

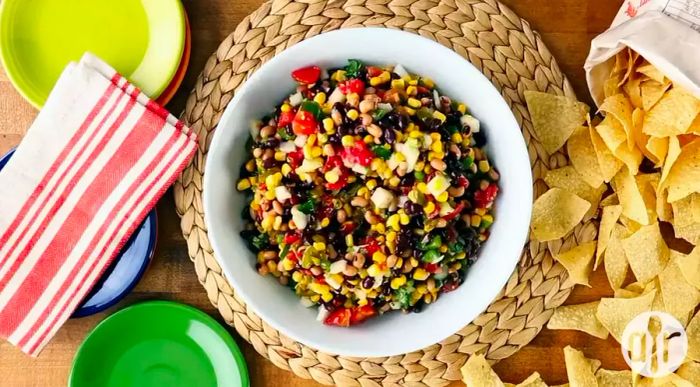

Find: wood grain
0;0;625;385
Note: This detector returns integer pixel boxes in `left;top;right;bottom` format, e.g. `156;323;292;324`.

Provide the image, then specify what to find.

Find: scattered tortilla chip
597;116;628;153
671;193;700;227
596;369;632;387
613;166;649;225
563;346;598;387
645;137;668;167
655;184;674;223
614;288;640;298
659;251;700;323
665;138;700;202
531;188;591;242
544;166;605;220
525;91;590;154
660;136;681;188
688;311;700;362
643;87;700;137
677;245;700;289
600;193;619;207
641;80;672;112
637;62;665;83
605;224;631;290
604;77;622;100
600;94;635;151
613;142;644;176
555;241;596;287
595;205;623;269
567;127;605;188
596;291;655;342
621;222;669;283
689;114;700;134
460;354;505;387
514;372;548;387
635;173;660;224
677;362;700;385
547;301;608;339
674;221;700;245
589;122;624;183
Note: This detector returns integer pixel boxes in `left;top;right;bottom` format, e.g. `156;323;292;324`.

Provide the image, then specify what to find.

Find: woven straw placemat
173;0;598;385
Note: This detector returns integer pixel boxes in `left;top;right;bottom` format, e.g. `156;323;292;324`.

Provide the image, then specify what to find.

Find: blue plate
0;148;157;317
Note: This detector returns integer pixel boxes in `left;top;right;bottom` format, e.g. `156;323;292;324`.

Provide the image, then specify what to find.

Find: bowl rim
203;27;533;357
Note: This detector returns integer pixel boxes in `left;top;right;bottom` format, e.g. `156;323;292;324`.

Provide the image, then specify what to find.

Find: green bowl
69;301;249;387
0;0;185;108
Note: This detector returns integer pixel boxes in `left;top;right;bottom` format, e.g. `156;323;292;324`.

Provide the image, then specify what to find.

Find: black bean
390;72;401;80
399;174;415;187
263;158;278;169
384;128;396;144
409;300;425;313
429;118;442;132
260;138;280;149
473;131;487;147
404;202;422;216
397;114;408;130
362;276;375;289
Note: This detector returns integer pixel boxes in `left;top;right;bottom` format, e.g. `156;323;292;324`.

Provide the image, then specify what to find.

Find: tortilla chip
605;224;631;290
671;193;700;227
645;137;668;167
677;362;700;385
641;80;671;111
544;166;605;220
514;373;548;387
656;184;674;222
596;369;632;387
600;193;619;207
547;301;608;339
674;221;700;245
635;173;660;224
614;288;640;298
525;91;590;154
665;138;700;203
595;205;623;269
567;127;605;188
659;251;700;323
613;142;644;176
688;311;700;362
613;166;649;225
460;354;505;387
531;188;591;242
624;77;643;109
689;114;700;134
637;62;665;83
596;291;655;343
555;241;596;287
563;346;599;387
600;94;635;151
643;87;700;137
597;116;628;153
621;222;670;283
660;136;681;187
677;245;700;289
605;77;622;100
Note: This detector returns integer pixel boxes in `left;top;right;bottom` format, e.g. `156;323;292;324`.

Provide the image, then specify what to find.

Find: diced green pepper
372;108;389;121
298;198;316;215
252;233;269;250
300;100;323;120
279;244;290;259
425;235;442;250
421;249;442;263
277;127;295;141
414;170;425;181
371;144;392;160
416;107;433;121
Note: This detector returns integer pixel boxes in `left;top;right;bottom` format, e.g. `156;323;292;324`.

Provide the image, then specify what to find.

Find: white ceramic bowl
204;28;532;357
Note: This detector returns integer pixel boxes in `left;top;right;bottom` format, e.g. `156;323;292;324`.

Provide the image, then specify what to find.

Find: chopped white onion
461;114;481;133
279;141;296;153
297;158;323;173
330;260;347;274
351;164;368;175
249;120;261;138
275;186;292;202
398;195;409;207
433;89;440;108
294;135;308;148
426;173;451;198
291;206;308;229
300;297;315;308
289;92;303;107
371;187;395;209
393;64;409;78
327;87;346;105
316;306;330;321
377;103;393;112
325;274;342;290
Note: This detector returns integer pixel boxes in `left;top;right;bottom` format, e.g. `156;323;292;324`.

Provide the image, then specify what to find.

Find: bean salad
236;60;500;327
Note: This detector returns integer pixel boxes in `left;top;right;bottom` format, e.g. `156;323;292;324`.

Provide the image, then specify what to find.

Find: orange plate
156;11;191;106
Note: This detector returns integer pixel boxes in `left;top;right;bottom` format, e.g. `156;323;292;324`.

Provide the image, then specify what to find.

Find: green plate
0;0;185;108
69;301;249;387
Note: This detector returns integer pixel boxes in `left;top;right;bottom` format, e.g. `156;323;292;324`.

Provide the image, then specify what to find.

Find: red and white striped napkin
0;53;197;356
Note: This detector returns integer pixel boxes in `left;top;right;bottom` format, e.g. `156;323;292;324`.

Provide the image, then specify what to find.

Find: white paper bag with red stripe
0;53;197;356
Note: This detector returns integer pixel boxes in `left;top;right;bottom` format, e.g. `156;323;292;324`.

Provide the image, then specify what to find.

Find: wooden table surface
0;1;628;385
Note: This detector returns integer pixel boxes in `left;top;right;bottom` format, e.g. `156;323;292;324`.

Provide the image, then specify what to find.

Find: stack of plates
0;0;190;107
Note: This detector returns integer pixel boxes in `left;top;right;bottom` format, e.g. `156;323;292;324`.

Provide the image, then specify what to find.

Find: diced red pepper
341;141;373;167
441;202;465;222
442;281;459;293
291;65;321;84
287;250;299;262
322;155;344;172
277;110;295;127
292;110;318;135
326;176;348;191
456;176;469;188
424;263;441;274
288;148;305;168
417;86;430;94
324;308;352;327
366;66;383;77
338;79;366;95
364;238;381;255
473;183;499;209
340;222;355;234
350;305;376;325
284;232;301;245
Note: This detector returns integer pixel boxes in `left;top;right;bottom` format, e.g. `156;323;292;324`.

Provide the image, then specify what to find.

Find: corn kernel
367;264;381;277
413;268;429;281
436;191;449;203
416;284;427;294
324;170;339;184
432;111;446;122
281;104;292;113
264;190;276;201
457;103;467;114
439;245;448;254
420;77;434;88
322;117;335;132
280;163;292;176
321;218;330;228
345;234;354;247
391;79;405;89
273;151;286;161
417;182;428;193
331;70;347;82
292;271;303;282
399;213;410;225
403;107;416;116
347;109;359;121
358;298;368;306
375;223;386;234
309;282;330;294
273;216;283;230
482;214;494;226
475;207;487;216
311;294;320;302
364;135;373;143
342;135;356;147
452;133;463;144
390;276;407;290
388;176;400;187
370;77;384;87
415;161;425;172
236;179;251;191
425;201;436;214
313;92;327;105
408;79;418;86
478;160;490;172
395;152;406;162
387;215;400;231
407;98;422;108
266;260;277;272
406;85;417;96
313;242;326;251
471;215;482;227
409;130;422;139
311;146;323;158
358;187;370;197
455;252;467;260
386;231;397;243
317;133;328;145
321;292;333;302
282;259;295;271
373;251;387;263
424;165;433;174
